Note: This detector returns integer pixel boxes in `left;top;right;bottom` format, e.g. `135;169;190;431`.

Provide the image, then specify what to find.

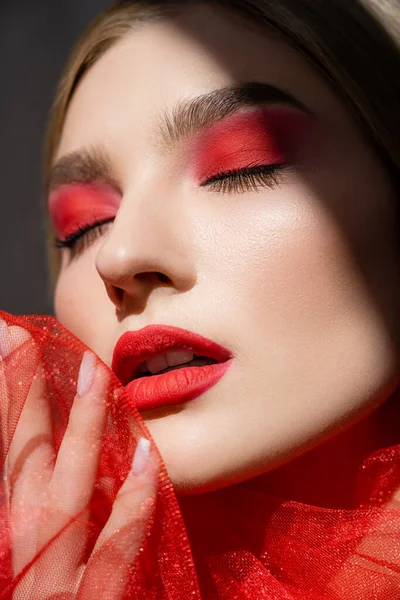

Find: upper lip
112;325;232;386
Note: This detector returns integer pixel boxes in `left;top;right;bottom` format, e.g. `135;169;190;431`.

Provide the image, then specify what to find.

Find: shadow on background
0;0;110;315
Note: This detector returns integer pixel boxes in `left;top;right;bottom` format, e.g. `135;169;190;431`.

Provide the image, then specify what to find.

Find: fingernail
77;351;97;397
0;320;11;358
131;437;151;475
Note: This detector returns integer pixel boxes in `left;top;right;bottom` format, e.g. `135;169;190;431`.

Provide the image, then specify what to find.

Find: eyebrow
47;146;117;194
47;81;311;193
159;81;311;145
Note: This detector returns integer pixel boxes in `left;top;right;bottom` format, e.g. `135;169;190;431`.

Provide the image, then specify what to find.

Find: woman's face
51;4;399;493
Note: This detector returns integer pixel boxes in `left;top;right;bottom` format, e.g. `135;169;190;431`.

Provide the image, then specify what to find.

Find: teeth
143;351;195;375
145;354;169;375
166;351;194;368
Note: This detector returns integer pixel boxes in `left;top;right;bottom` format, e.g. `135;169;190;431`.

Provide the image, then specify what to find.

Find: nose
95;193;197;315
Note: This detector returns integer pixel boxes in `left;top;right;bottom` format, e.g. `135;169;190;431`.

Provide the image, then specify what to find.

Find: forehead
57;3;348;161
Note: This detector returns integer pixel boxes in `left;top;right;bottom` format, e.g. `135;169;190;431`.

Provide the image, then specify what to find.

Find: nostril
109;285;124;308
156;272;170;284
134;271;170;285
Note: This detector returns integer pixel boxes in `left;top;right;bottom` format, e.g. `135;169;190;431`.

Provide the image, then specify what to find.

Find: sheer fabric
0;311;399;599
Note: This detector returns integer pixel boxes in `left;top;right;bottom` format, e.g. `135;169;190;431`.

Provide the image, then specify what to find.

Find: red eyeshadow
49;182;121;240
193;107;312;183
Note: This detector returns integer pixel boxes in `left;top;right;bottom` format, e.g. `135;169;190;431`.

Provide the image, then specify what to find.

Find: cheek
198;188;397;474
55;268;91;337
221;194;351;325
208;180;396;391
235;195;376;341
54;254;113;358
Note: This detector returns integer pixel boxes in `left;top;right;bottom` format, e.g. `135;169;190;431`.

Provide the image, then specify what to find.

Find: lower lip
124;361;232;412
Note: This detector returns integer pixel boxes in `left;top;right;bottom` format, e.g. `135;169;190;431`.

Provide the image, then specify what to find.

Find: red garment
0;311;399;599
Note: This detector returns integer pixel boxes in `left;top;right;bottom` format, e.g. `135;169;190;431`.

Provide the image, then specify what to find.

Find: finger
15;353;109;598
94;438;158;554
10;367;56;578
8;363;54;493
6;325;48;483
47;351;109;518
6;327;54;574
23;353;110;597
0;322;54;586
77;438;159;599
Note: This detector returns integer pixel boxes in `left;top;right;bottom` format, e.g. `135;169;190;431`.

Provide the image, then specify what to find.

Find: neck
178;388;400;597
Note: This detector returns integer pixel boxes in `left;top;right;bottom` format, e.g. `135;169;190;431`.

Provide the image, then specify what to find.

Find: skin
50;3;399;496
1;328;158;596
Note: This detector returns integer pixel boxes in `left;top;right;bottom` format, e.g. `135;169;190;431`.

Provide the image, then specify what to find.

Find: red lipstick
112;326;233;412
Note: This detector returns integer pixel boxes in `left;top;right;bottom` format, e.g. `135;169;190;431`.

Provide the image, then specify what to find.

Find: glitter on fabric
0;311;399;599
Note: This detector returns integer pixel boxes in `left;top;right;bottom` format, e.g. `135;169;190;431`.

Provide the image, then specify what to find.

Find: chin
167;471;233;496
156;449;257;496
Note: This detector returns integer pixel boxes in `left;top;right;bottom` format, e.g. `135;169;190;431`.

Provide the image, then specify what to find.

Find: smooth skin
53;4;399;494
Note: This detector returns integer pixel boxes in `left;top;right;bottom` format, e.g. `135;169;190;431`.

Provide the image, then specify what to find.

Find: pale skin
2;2;400;595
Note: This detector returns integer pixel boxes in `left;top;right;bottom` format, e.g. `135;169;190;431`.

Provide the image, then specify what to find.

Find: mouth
112;325;233;412
135;352;219;378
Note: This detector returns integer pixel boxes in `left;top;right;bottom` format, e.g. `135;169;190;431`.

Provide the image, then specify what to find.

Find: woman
1;0;400;597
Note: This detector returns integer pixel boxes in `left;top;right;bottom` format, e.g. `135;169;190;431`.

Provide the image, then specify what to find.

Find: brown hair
45;0;400;277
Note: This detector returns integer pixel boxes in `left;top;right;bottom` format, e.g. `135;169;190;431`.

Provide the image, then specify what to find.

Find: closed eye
201;163;289;193
54;218;114;257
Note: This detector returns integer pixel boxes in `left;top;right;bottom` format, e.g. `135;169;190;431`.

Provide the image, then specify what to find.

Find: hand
1;321;159;599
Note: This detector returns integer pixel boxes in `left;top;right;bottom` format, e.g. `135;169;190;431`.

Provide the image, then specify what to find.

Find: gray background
0;1;110;315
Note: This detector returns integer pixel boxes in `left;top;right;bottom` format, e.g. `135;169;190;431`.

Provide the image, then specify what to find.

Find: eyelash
55;164;287;256
202;163;287;193
54;218;114;257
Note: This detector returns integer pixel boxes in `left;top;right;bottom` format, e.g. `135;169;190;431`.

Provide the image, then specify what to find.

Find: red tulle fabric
0;311;399;599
